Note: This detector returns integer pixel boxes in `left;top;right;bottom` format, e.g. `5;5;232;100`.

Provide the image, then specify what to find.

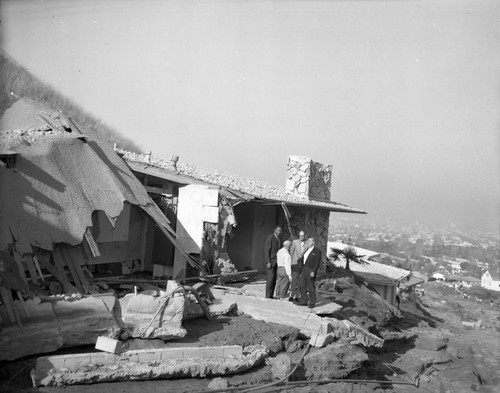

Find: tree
330;245;365;271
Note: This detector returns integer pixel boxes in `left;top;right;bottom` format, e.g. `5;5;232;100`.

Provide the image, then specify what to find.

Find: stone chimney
285;156;332;200
169;154;179;171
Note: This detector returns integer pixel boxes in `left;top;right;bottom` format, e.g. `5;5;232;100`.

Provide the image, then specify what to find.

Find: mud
2;282;500;393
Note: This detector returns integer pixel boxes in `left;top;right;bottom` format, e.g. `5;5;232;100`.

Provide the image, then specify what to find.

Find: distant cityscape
329;218;500;278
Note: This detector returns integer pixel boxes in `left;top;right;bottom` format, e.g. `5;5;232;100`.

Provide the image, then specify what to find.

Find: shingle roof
119;150;366;214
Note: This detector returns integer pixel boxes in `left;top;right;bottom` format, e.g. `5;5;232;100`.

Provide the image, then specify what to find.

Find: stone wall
283;206;330;259
285;156;332;201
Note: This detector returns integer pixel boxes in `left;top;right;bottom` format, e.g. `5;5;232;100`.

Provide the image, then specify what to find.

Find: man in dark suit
297;237;322;308
264;226;282;298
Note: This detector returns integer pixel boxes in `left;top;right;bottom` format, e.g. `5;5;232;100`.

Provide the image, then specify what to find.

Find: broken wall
173;185;219;278
0;99;185;298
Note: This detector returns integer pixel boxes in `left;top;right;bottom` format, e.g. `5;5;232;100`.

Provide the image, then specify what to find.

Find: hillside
0;50;140;151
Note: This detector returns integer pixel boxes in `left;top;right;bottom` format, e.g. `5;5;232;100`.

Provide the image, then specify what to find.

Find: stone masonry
286;206;330;257
285;156;332;201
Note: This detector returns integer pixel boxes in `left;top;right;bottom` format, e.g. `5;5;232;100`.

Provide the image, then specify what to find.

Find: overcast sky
2;0;499;232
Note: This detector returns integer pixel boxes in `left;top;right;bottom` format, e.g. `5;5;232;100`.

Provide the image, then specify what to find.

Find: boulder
207;377;229;390
302;342;368;380
393;348;453;380
267;354;292;380
413;328;450;351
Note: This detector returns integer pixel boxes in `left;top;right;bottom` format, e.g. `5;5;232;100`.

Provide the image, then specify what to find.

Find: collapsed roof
0;98;199;285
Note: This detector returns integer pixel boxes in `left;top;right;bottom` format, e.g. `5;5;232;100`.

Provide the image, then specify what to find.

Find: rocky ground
1;274;500;393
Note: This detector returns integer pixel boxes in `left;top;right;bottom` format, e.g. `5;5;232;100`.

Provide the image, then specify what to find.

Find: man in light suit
289;230;306;301
264;226;282;298
297;237;322;308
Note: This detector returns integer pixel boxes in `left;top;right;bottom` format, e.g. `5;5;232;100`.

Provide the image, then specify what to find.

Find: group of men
264;226;322;309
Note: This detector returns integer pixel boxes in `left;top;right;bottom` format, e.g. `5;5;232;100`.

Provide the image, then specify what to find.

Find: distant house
432;272;445;281
328;242;411;306
400;271;427;291
0;99;199;310
481;269;500;292
460;275;481;287
118;152;366;278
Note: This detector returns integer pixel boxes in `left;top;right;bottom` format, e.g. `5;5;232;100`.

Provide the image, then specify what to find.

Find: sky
2;0;499;232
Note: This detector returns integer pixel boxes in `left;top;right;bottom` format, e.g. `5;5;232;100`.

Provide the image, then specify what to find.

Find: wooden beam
32;255;45;282
84;228;101;258
0;286;16;323
13;252;28;284
144;185;168;195
38;251;79;294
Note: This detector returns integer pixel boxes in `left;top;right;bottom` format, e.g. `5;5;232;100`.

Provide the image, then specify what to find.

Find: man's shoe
288;297;294;302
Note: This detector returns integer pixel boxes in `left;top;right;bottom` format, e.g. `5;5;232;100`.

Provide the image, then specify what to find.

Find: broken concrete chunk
95;336;122;354
267;353;292;380
119;293;187;340
53;295;120;347
35;345;265;387
214;290;382;348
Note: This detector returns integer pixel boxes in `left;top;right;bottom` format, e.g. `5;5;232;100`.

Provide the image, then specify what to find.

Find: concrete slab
0;301;62;361
53;295;120;347
213;289;383;348
208;297;237;316
35;345;267;387
238;281;342;314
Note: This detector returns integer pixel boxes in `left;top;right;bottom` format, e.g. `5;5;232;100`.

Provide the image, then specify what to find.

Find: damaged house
0;99;203;359
118;150;366;279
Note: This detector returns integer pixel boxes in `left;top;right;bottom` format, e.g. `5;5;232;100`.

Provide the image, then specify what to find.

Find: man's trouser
290;264;300;298
266;263;277;298
275;266;290;298
299;267;316;307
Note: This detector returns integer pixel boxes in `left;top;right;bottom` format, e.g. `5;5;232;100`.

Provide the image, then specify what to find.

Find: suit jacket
299;246;322;274
290;239;306;266
264;233;281;267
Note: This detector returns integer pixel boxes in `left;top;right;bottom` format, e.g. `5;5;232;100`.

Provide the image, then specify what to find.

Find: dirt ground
1;281;500;393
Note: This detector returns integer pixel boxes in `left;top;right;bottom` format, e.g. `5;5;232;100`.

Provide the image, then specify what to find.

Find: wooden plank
65;257;84;294
37;251;79;294
70;246;91;294
104;212;116;228
0;286;16;324
25;255;39;284
13;252;28;284
32;255;45;282
17;291;30;318
84;228;101;258
144;185;167;195
52;248;66;273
